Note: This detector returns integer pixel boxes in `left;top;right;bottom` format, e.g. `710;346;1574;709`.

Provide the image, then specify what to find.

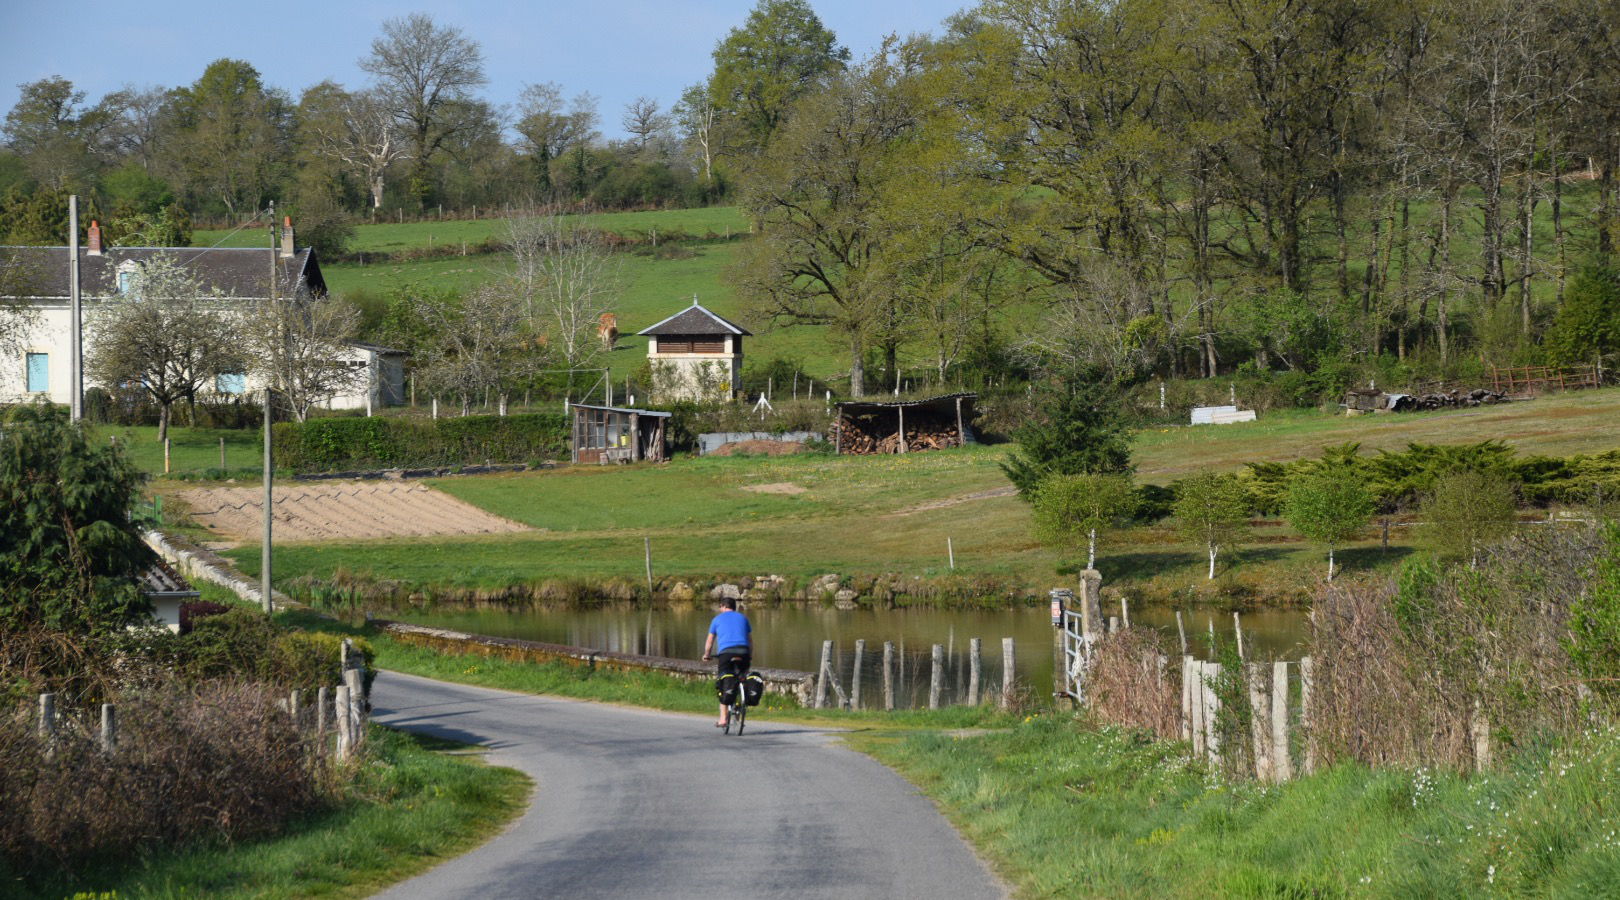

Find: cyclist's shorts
716;648;751;676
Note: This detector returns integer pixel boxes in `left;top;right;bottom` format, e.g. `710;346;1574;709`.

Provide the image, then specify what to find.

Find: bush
177;600;232;634
0;681;330;870
273;412;568;472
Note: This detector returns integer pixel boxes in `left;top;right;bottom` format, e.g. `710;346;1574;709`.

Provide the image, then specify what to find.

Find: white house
637;299;750;402
1;218;397;412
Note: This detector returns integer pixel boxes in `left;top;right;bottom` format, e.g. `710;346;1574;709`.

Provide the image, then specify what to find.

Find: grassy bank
855;716;1620;900
11;727;528;900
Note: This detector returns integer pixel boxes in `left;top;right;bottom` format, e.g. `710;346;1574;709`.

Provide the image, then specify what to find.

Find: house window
118;271;132;294
216;372;246;395
25;353;48;392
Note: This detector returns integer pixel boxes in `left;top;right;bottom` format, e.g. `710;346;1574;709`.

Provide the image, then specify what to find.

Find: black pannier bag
743;671;766;707
717;672;740;704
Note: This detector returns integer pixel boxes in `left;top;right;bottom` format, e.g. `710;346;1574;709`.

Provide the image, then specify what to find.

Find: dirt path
888;485;1017;517
179;482;530;542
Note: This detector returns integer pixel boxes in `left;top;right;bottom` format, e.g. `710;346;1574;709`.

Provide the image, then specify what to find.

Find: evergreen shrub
272;412;568;472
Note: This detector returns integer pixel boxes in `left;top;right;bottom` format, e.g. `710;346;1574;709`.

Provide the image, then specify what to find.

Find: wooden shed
570;403;671;464
833;393;977;455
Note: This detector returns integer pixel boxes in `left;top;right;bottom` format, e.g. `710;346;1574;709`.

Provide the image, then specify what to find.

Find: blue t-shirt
709;610;751;652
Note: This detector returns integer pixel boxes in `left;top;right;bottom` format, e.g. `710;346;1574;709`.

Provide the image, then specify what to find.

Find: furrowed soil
180;481;529;542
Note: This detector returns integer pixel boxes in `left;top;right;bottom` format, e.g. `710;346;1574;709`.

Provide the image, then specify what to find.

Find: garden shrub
177;600;232;634
273;412;568;472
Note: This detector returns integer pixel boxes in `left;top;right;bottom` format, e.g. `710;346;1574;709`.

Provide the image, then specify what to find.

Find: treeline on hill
724;0;1620;398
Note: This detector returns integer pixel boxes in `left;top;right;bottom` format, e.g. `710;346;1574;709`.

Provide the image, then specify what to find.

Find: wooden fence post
316;686;329;735
1176;611;1188;655
1272;661;1292;782
1188;661;1205;756
1299;656;1315;775
1203;662;1222;765
851;640;865;710
334;685;352;760
220;437;226;469
1246;663;1271;782
815;640;833;709
882;641;895;711
345;668;366;752
289;689;302;727
1471;700;1491;772
968;638;982;706
1108;616;1120;634
1120;597;1130;629
1181;656;1194;743
1000;638;1016;710
929;644;944;709
100;703;116;753
38;693;55;740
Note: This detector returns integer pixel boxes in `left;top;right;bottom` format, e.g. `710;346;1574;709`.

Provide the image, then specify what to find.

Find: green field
193;206;750;251
180;387;1618;604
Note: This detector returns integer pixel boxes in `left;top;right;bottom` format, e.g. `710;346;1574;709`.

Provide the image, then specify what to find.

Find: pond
397;603;1310;710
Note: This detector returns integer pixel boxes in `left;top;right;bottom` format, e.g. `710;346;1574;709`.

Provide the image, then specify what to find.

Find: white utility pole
69;195;83;421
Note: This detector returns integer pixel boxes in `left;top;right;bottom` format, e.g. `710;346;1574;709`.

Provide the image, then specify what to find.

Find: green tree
359;13;488;207
2;76;105;191
1420;471;1519;567
0;402;154;635
1001;373;1132;495
1546;266;1620;367
166;59;289;216
731;45;920;397
1174;470;1250;580
1285;467;1374;580
707;0;849;153
1032;472;1138;570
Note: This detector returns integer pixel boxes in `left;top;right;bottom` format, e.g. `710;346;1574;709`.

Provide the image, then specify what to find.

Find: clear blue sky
0;0;963;141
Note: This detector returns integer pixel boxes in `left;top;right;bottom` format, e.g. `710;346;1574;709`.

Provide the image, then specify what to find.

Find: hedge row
272;413;569;472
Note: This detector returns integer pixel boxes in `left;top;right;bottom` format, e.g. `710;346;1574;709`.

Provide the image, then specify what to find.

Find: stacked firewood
836;412;961;454
1400;389;1509;411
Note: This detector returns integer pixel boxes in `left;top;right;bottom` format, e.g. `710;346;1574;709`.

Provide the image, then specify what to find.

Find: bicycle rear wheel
735;700;746;735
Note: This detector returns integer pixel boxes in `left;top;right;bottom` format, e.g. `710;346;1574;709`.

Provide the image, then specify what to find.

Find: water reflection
398;603;1309;710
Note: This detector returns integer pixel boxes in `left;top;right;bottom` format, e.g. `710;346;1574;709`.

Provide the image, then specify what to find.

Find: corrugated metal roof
139;558;198;596
568;403;673;418
835;392;977;414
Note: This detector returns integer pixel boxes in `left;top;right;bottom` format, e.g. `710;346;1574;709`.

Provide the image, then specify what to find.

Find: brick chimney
280;216;295;258
87;220;102;256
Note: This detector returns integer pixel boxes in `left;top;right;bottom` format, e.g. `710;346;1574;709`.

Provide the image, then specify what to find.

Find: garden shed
833;393;977;455
569;403;671;464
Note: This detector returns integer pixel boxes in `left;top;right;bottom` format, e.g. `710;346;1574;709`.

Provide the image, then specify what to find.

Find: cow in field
599;312;619;351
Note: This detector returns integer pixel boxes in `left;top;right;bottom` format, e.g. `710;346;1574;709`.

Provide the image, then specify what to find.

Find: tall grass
859;715;1620;899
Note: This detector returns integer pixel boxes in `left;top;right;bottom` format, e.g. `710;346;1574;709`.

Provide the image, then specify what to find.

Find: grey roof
139;558;199;596
636;301;751;337
0;245;326;301
346;340;408;356
836;392;978;414
569;403;673;418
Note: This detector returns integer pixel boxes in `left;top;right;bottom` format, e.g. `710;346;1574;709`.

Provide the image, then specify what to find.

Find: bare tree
99;83;170;170
411;282;547;415
503;210;621;376
244;295;365;422
86;255;246;442
673;83;721;183
359;12;487;204
306;85;410;210
621;96;670;151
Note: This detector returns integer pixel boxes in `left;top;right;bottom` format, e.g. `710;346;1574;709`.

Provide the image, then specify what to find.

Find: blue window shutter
25;353;48;392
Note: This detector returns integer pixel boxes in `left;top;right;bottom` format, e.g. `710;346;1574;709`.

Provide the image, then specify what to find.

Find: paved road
370;671;1008;900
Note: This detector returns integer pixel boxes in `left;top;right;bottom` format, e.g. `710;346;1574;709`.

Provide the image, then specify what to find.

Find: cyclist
701;597;751;728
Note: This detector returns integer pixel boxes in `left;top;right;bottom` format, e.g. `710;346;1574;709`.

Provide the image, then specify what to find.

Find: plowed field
181;481;530;542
